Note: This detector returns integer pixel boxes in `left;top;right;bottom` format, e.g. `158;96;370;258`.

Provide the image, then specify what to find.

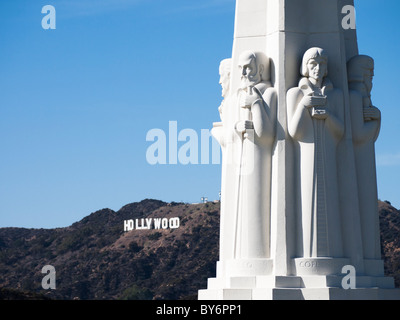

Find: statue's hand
363;106;381;121
235;120;254;134
311;107;329;120
301;95;327;109
240;87;260;108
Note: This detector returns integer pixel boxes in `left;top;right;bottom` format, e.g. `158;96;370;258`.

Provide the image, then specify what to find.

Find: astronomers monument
198;0;400;300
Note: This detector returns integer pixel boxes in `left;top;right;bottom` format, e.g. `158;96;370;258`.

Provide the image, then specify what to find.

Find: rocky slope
0;199;398;300
379;200;400;285
0;199;219;300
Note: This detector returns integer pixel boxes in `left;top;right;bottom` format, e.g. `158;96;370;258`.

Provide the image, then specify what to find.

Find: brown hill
379;200;400;285
0;199;398;300
0;199;219;300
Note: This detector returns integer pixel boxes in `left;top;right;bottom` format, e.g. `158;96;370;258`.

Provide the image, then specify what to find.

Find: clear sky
0;0;399;228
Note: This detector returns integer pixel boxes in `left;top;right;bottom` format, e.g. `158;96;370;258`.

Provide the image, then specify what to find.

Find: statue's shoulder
287;77;308;96
255;81;272;95
287;85;304;102
261;86;277;111
263;86;277;98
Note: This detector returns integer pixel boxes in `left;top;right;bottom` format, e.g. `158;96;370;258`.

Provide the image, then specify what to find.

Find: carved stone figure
232;50;276;260
287;48;345;258
218;58;232;122
211;58;237;266
200;0;400;301
212;58;233;149
348;55;382;262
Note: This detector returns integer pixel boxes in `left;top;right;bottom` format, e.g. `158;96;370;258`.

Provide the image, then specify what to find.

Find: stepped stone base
198;274;400;300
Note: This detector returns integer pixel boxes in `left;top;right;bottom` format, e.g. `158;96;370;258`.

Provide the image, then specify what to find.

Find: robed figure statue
287;48;345;258
348;55;382;262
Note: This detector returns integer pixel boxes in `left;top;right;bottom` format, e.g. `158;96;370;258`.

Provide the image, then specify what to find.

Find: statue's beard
241;76;260;90
221;84;230;98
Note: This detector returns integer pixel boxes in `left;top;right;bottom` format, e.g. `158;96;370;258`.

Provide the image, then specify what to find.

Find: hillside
0;199;399;300
0;199;219;300
379;200;400;284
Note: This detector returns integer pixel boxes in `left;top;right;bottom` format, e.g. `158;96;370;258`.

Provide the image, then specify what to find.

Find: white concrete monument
199;0;400;300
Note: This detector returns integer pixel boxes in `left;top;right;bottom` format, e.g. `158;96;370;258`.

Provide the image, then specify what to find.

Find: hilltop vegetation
0;199;219;300
0;199;398;300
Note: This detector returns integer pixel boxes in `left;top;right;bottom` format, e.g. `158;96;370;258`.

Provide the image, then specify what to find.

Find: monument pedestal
292;258;350;276
199;273;400;300
217;259;274;277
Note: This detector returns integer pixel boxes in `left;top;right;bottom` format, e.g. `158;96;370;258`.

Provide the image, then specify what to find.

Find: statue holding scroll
287;48;345;258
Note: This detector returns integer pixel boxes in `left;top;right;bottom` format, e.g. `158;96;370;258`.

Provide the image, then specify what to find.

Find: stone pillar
199;0;400;300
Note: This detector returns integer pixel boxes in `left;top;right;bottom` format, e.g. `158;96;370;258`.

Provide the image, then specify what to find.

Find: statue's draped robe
349;86;381;260
287;77;345;258
234;82;277;259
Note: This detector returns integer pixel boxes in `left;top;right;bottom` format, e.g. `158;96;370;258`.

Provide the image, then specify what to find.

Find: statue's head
301;47;328;83
219;58;232;98
238;50;270;89
347;55;375;94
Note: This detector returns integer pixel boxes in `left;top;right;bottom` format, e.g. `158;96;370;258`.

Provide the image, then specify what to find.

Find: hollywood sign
124;217;180;232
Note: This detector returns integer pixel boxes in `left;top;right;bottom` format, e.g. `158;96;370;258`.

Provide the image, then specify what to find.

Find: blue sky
0;0;399;228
